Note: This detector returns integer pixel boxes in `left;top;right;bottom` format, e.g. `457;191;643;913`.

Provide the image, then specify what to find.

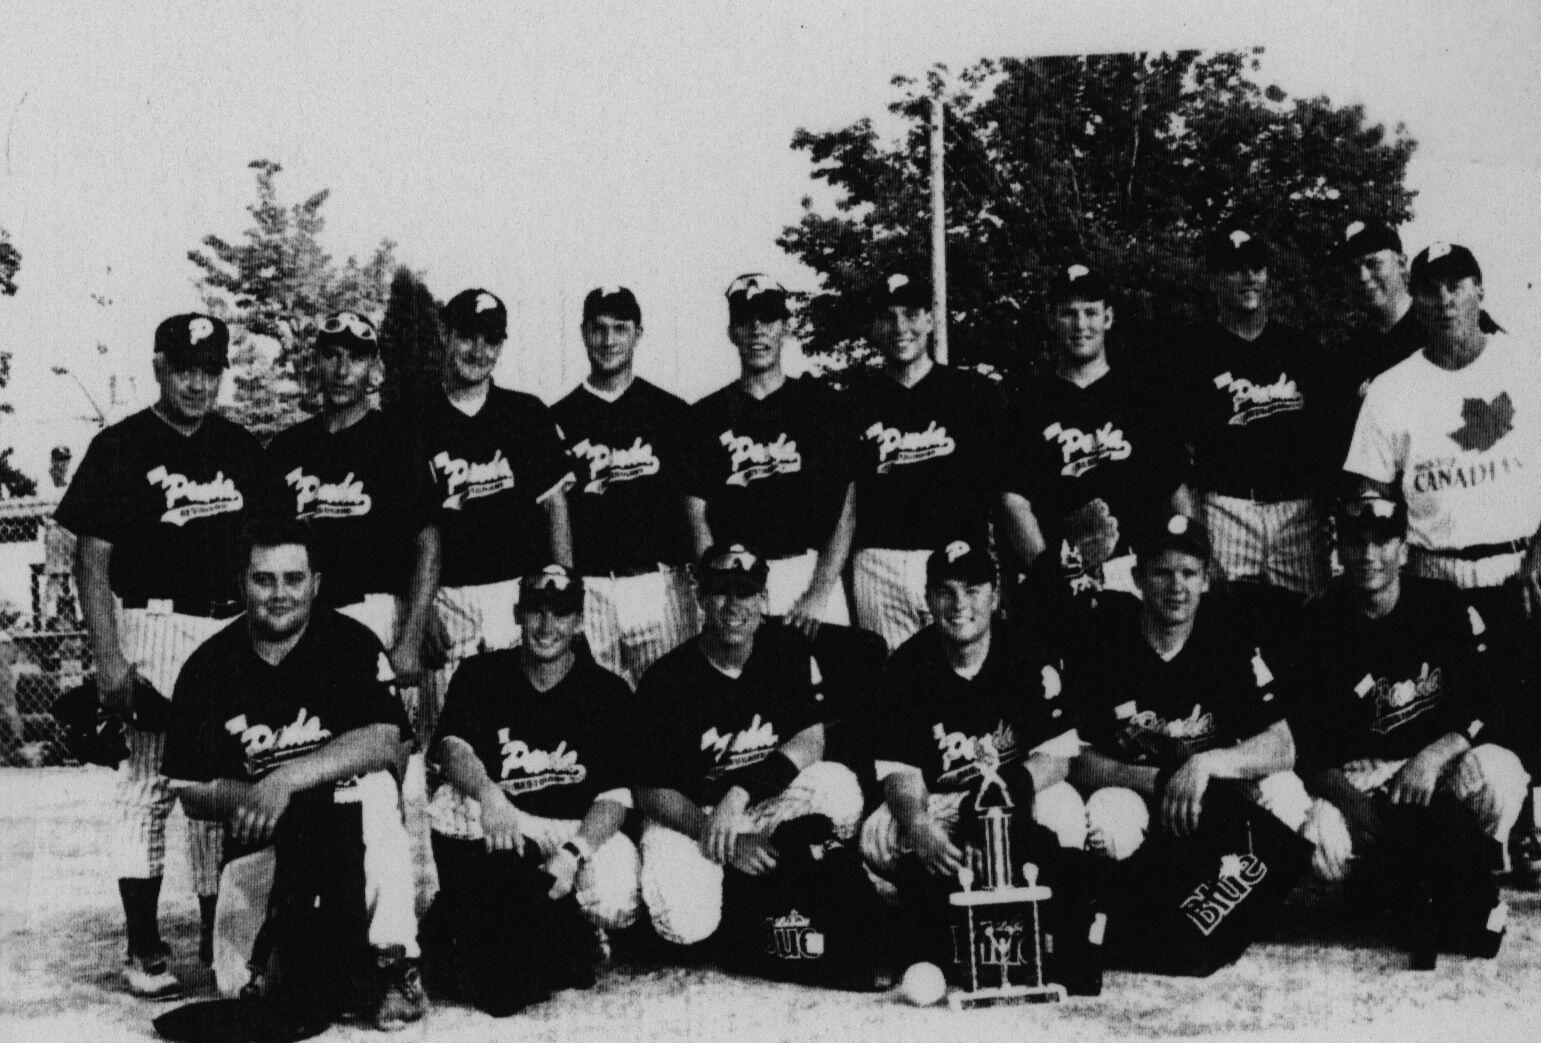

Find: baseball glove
50;677;172;767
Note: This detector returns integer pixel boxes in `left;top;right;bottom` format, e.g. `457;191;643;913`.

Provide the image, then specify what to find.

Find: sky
1;0;1538;481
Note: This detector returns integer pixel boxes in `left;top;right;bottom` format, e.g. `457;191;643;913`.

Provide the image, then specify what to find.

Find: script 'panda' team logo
433;450;515;509
701;714;779;777
572;437;661;494
865;420;956;472
720;429;802;486
146;466;245;526
225;707;332;776
932;719;1018;787
285;467;372;518
495;729;588;793
1212;371;1302;426
1043;421;1132;477
1354;662;1445;735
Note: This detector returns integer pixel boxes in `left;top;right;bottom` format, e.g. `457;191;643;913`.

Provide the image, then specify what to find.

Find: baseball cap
1135;514;1211;563
314;310;379;356
1046;263;1111;305
516;564;584;615
1336;219;1403;262
154;313;230;369
1335;492;1407;541
873;268;931;311
1410;242;1482;290
51;445;71;461
697;541;769;596
1206;228;1271;272
441;288;508;343
583;285;642;326
725;274;790;324
925;538;997;589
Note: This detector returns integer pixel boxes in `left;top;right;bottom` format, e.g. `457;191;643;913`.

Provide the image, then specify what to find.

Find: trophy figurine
946;762;1066;1009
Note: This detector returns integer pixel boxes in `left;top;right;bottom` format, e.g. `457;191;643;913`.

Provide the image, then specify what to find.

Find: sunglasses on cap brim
1339;498;1400;521
321;313;377;341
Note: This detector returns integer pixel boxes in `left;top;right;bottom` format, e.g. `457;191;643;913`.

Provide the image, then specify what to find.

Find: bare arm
1388;731;1473;808
881;768;963;876
704;722;826;865
999;492;1047;567
1163;719;1298;834
686;495;712;559
435;734;524;851
388;524;441;686
74;535;133;709
635;786;708;842
544;794;630;899
1069;748;1161;798
787;483;856;636
542;488;573;568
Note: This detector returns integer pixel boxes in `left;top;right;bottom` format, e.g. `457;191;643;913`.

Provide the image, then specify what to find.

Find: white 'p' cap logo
1428;242;1453;260
723;544;757;571
1167;515;1189;536
887;273;911;292
1228;230;1252;247
944;539;971;562
1345;220;1365;240
532;565;572;591
1066;264;1090;280
188;317;214;344
475;292;498;313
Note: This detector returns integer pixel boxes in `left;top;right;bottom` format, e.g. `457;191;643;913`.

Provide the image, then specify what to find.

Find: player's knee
1084;787;1149;861
579;835;642;930
1249;771;1311;833
795;761;866;837
1453;744;1530;836
1032;781;1088;850
640;825;723;945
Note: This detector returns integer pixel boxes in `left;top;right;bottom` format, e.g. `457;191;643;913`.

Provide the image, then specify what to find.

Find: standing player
161;520;425;1030
416;289;574;709
633;543;865;946
689;274;853;631
847;270;1006;648
267;311;439;680
1344;242;1541;881
1178;229;1343;602
55;313;276;997
428;564;640;947
552;287;699;686
1067;515;1310;861
1000;263;1190;619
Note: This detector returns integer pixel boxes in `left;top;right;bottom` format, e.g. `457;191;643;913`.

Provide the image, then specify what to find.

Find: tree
0;226;19;297
0;225;35;495
378;267;443;418
188;159;398;438
779;50;1417;376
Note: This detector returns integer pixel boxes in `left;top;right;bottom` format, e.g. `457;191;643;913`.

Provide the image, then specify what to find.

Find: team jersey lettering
285;467;373;519
701;713;779;776
1366;663;1445;735
495;728;588;792
1212;371;1303;426
572;436;661;494
1119;704;1217;759
719;429;802;486
146;466;245;526
1043;421;1132;477
433;449;516;509
932;719;1019;787
865;420;957;473
224;708;333;775
1409;454;1525;494
1181;854;1267;936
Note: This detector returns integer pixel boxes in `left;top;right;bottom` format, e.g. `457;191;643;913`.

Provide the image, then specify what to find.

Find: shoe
1508;829;1541;890
369;945;428;1032
124;945;183;1000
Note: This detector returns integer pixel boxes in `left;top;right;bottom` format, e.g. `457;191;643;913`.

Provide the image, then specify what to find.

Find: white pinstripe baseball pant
1202;493;1330;597
851;548;933;650
639;761;865;945
114;604;227;894
427;785;641;930
766;550;851;625
858;781;1088;876
581;566;699;689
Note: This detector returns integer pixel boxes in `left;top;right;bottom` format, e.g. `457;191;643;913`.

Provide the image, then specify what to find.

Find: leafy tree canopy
0;226;19;297
779;50;1417;377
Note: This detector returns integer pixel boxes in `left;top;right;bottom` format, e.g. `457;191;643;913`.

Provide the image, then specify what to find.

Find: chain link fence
0;497;89;766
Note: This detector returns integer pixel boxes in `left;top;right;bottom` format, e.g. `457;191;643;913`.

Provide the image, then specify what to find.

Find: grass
3;765;1539;1042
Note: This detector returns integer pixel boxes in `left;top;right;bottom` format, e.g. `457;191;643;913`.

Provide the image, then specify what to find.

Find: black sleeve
631;661;694;792
525;400;576;503
431;656;487;755
332;625;412;741
53;429;123;542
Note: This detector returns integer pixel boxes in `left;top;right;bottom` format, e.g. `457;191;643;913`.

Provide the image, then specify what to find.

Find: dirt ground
4;765;1540;1043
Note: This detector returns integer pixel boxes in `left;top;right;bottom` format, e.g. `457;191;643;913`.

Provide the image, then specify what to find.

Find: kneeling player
427;564;641;944
633;543;866;946
162;520;424;1031
1068;515;1310;859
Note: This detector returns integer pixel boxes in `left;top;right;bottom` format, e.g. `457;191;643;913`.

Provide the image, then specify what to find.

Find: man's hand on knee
729;830;779;876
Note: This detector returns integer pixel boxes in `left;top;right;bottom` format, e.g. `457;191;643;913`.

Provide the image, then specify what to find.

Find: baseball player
55;313;278;998
847;269;1007;649
415;288;575;714
1177;228;1346;602
551;287;700;687
632;542;866;946
428;564;640;941
161;519;425;1030
1067;515;1311;861
1290;494;1528;893
266;310;439;678
1000;263;1190;624
688;274;853;632
1344;242;1541;883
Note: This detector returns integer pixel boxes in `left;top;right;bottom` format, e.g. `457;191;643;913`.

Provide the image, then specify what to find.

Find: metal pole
929;95;949;365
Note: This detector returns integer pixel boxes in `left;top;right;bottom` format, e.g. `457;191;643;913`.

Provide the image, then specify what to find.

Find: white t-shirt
1345;332;1541;585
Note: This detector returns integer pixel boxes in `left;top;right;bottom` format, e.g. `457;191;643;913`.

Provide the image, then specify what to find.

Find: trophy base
947;983;1066;1010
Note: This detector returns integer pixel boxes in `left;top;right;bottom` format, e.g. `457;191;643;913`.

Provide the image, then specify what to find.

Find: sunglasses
1339;497;1400;521
321;312;377;341
726;273;784;300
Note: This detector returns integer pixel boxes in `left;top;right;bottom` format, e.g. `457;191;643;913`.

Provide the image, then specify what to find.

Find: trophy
946;763;1066;1009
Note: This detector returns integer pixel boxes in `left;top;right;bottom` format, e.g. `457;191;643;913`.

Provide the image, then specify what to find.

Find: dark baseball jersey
1006;364;1188;572
847;365;1004;551
552;378;698;574
690;377;849;558
54;408;276;605
1346;308;1425;398
634;624;829;807
432;650;635;820
1285;579;1486;770
266;410;437;607
870;625;1071;793
1073;595;1285;769
1178;321;1344;500
161;608;410;860
414;388;574;588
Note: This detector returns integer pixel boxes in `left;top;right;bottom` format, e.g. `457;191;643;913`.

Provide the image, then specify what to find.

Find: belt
589;562;676;579
121;596;244;619
1415;538;1531;562
766;548;816;563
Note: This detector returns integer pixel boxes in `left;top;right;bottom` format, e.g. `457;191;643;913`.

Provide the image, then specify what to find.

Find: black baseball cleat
368;945;428;1032
124;943;184;1000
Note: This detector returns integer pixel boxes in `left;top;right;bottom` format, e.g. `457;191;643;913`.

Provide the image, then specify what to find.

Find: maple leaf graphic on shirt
1449;392;1515;452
